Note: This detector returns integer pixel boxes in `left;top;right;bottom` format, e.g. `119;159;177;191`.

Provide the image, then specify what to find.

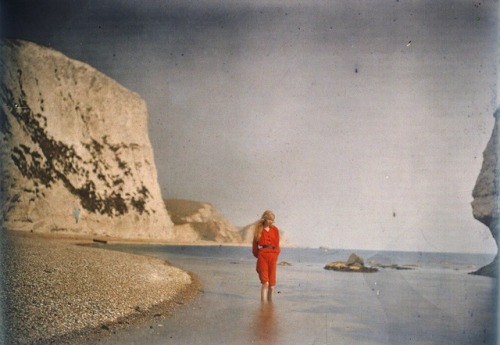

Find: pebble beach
1;231;199;345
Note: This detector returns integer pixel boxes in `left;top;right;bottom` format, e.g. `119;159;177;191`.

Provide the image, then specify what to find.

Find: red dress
252;226;280;287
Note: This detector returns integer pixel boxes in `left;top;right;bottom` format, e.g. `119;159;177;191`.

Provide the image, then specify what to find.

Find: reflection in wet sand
251;302;279;345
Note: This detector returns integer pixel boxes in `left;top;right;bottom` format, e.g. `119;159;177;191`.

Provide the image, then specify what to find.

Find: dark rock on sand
346;253;364;266
367;254;416;270
372;264;414;270
324;253;378;272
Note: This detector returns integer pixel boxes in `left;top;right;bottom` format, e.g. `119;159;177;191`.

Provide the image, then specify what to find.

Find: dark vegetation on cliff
1;71;152;217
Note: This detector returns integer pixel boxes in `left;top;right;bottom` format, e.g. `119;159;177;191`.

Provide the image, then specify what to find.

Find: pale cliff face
0;39;174;240
165;199;242;243
471;110;499;240
471;110;499;276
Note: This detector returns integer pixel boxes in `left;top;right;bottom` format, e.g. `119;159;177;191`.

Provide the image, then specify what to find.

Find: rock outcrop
471;109;499;277
324;253;378;273
367;254;415;270
164;199;241;243
0;39;174;240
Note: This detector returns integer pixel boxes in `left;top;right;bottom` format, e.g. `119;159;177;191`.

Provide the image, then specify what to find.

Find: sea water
96;244;497;345
109;244;494;272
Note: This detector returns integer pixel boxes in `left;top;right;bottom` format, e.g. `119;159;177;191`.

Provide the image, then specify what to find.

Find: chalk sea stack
471;109;499;277
0;39;175;240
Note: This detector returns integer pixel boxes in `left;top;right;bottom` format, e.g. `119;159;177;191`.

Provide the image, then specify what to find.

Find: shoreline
4;231;495;344
46;272;202;345
2;230;202;344
9;229;254;247
84;243;497;345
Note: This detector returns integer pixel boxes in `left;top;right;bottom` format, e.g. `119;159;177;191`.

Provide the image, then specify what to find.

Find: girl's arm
275;227;281;255
252;239;259;258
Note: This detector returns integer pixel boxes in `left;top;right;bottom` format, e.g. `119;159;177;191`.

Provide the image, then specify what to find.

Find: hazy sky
2;0;498;253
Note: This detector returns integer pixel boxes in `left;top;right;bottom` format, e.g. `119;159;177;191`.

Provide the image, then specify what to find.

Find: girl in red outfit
252;210;280;302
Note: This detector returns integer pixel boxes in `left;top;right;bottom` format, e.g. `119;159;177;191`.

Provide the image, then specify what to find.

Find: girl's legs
257;253;278;302
261;282;269;302
268;285;274;301
268;254;277;301
257;253;270;302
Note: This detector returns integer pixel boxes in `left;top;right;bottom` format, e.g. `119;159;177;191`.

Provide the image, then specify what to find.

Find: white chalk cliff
0;39;175;240
471;109;499;276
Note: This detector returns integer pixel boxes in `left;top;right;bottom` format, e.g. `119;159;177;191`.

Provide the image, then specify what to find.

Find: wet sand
89;246;497;345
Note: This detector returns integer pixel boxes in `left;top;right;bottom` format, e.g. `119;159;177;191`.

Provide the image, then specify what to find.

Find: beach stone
324;261;377;273
324;253;378;272
346;253;364;267
0;39;174;240
471;108;499;277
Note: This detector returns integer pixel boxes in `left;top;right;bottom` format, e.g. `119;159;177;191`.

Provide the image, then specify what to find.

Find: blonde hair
253;210;275;241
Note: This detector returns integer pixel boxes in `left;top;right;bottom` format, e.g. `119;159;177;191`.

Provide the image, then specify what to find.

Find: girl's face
263;217;274;227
